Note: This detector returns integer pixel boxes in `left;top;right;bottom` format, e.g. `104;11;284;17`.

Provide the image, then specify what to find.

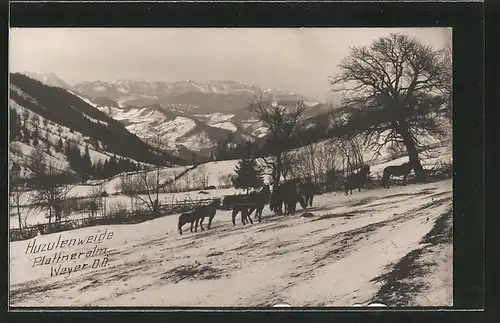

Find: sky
9;28;451;102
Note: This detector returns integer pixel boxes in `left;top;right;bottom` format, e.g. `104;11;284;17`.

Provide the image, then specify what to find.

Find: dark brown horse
178;199;220;235
270;179;306;216
344;165;371;195
222;194;246;210
382;162;413;188
231;185;271;225
252;184;271;221
298;179;316;208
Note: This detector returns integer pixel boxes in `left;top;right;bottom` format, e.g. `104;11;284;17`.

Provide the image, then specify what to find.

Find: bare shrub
107;201;129;220
118;168;164;214
218;172;234;189
162;170;183;193
192;165;209;190
87;184;105;217
331;136;365;175
293;140;343;187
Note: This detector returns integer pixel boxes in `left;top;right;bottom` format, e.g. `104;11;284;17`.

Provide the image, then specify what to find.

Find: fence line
10;197;219;242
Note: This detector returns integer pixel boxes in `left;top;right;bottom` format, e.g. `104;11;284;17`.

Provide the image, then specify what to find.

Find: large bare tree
330;33;451;181
247;96;306;186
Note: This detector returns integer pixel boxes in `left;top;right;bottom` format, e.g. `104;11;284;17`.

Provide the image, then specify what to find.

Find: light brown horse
344;165;371;195
177;199;220;235
382;162;413;188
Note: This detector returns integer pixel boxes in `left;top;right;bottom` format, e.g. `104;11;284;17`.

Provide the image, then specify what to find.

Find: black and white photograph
9;28;453;307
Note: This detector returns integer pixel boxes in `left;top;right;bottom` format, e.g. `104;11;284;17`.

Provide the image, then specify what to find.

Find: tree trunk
16;204;23;235
274;154;283;186
48;206;53;227
103;197;107;217
400;126;426;182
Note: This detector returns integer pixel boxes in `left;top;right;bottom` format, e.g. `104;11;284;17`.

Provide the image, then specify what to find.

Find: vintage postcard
9;28;453;307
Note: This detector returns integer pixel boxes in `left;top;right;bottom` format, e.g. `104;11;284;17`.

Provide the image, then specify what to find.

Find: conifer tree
232;158;263;194
56;138;64;153
102;159;110;178
93;159;103;179
9;109;21;142
81;145;93;180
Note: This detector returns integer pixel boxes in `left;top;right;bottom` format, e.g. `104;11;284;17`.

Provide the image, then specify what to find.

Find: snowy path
9;179;452;307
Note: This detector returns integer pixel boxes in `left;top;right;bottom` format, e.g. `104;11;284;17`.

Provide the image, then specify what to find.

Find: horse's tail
299;196;307;209
382;169;390;187
269;192;276;211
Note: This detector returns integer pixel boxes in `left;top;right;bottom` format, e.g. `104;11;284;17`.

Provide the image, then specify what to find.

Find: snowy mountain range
72;79;309;105
19;73;326;158
24;73;317;109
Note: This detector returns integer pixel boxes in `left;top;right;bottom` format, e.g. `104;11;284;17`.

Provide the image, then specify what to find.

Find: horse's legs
241;208;247;225
199;217;205;231
208;214;214;230
194;219;201;232
190;221;194;232
231;208;238;226
247;207;256;220
247;210;254;224
403;174;407;185
309;195;314;207
254;206;260;220
257;207;263;222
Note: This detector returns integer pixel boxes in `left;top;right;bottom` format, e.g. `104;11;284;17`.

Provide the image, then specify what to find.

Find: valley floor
9;179;452;307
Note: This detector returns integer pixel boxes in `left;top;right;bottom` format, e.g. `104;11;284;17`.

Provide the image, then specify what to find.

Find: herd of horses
177;161;416;235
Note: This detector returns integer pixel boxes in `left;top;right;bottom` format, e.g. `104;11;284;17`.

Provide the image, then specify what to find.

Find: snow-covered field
9;178;452;307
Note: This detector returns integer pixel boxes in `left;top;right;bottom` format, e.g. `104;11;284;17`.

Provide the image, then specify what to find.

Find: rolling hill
9;73;187;179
